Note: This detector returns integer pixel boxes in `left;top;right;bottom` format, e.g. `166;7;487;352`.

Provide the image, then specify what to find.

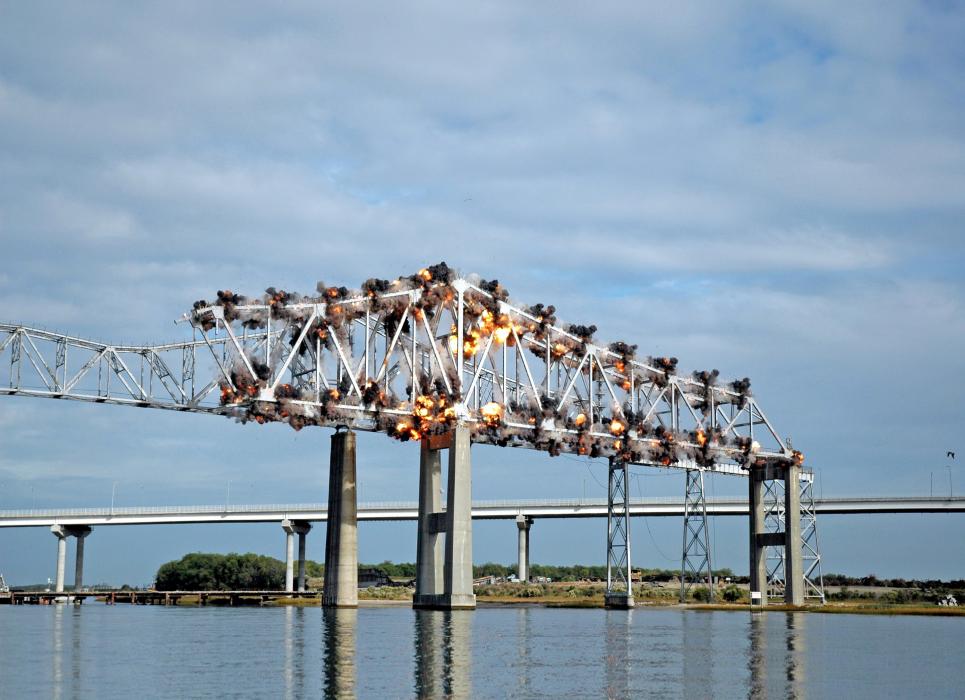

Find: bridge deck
0;496;961;528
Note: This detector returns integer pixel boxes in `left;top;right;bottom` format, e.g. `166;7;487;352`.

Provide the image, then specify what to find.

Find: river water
0;604;960;698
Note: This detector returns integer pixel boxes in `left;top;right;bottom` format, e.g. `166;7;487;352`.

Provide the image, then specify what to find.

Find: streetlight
110;481;118;516
945;466;953;497
225;480;231;510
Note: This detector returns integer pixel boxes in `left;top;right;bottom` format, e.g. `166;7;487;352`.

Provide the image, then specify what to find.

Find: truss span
1;263;802;476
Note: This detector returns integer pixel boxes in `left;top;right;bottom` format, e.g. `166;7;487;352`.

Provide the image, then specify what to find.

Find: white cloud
0;2;963;577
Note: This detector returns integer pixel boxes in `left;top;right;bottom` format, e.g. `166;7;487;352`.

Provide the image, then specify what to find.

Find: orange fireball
480;401;504;426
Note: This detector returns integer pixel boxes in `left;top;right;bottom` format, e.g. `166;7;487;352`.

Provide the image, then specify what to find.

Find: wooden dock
1;590;321;606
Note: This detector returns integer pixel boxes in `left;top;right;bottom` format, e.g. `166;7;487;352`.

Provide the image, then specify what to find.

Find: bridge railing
0;495;957;520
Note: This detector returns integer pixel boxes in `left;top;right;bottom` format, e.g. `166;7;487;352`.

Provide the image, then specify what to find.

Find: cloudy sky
1;2;963;585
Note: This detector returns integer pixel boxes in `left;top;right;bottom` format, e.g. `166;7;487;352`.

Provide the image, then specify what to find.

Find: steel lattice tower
764;479;787;599
680;469;715;602
605;459;634;608
762;471;825;601
800;473;826;601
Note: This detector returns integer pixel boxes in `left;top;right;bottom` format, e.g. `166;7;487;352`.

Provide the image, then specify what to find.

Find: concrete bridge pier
784;464;805;606
748;463;805;606
442;425;475;609
414;425;475;610
282;519;312;592
748;469;768;607
414;438;444;607
296;522;311;592
516;515;532;582
72;526;91;592
323;429;358;608
51;524;92;597
282;521;295;592
52;525;68;593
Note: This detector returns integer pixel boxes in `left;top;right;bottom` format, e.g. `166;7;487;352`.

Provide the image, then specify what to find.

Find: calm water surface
1;604;961;698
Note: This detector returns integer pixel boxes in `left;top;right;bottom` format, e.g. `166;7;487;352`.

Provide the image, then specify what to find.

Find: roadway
0;496;961;528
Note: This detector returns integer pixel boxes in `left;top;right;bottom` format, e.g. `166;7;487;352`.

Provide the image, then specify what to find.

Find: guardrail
0;496;961;521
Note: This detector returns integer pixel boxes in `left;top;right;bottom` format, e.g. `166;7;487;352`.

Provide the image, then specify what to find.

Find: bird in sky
948;451;956;459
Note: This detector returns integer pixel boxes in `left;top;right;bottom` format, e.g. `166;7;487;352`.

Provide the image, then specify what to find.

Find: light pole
110;481;118;516
225;480;231;510
945;466;953;497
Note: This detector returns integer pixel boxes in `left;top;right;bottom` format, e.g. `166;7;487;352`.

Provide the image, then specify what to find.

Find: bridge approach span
0;496;960;528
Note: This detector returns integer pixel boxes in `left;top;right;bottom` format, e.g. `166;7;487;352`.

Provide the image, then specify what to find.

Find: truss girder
1;273;800;476
0;323;269;415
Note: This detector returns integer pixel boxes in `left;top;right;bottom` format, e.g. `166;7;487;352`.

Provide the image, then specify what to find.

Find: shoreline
273;595;965;617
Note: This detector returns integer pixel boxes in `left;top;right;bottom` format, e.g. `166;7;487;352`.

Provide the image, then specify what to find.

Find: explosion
480;401;504;427
191;262;787;472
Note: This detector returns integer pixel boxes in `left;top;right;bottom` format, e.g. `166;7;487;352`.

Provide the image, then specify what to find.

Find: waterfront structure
1;265;818;608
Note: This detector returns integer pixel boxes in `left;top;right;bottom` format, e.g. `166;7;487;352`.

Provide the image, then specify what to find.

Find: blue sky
1;1;963;585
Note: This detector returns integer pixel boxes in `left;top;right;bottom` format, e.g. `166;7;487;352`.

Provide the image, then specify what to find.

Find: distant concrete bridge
1;495;960;528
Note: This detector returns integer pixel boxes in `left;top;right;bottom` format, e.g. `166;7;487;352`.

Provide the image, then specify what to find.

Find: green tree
155;553;286;591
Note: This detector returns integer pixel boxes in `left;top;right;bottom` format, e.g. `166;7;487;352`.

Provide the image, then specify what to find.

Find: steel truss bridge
0;265;824;607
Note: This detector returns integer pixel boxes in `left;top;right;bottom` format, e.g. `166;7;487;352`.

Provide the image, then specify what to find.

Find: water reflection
783;613;806;699
515;608;531;696
52;605;64;700
413;610;472;699
413;609;443;697
322;608;357;699
283;606;306;700
50;604;86;700
748;612;807;699
604;610;631;698
683;611;714;697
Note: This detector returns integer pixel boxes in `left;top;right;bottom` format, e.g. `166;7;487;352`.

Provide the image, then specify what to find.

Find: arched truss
0;266;802;476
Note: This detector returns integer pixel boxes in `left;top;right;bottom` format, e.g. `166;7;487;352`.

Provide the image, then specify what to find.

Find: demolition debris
190;263;801;471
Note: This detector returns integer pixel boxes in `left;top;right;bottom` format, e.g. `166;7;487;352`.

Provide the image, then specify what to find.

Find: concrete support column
324;429;358;608
783;465;805;606
442;424;475;609
296;523;311;592
52;525;68;594
283;520;312;592
748;469;768;607
282;522;295;592
72;526;91;592
414;439;444;607
516;515;532;582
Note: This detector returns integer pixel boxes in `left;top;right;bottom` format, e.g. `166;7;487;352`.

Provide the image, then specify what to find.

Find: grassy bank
161;582;963;616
